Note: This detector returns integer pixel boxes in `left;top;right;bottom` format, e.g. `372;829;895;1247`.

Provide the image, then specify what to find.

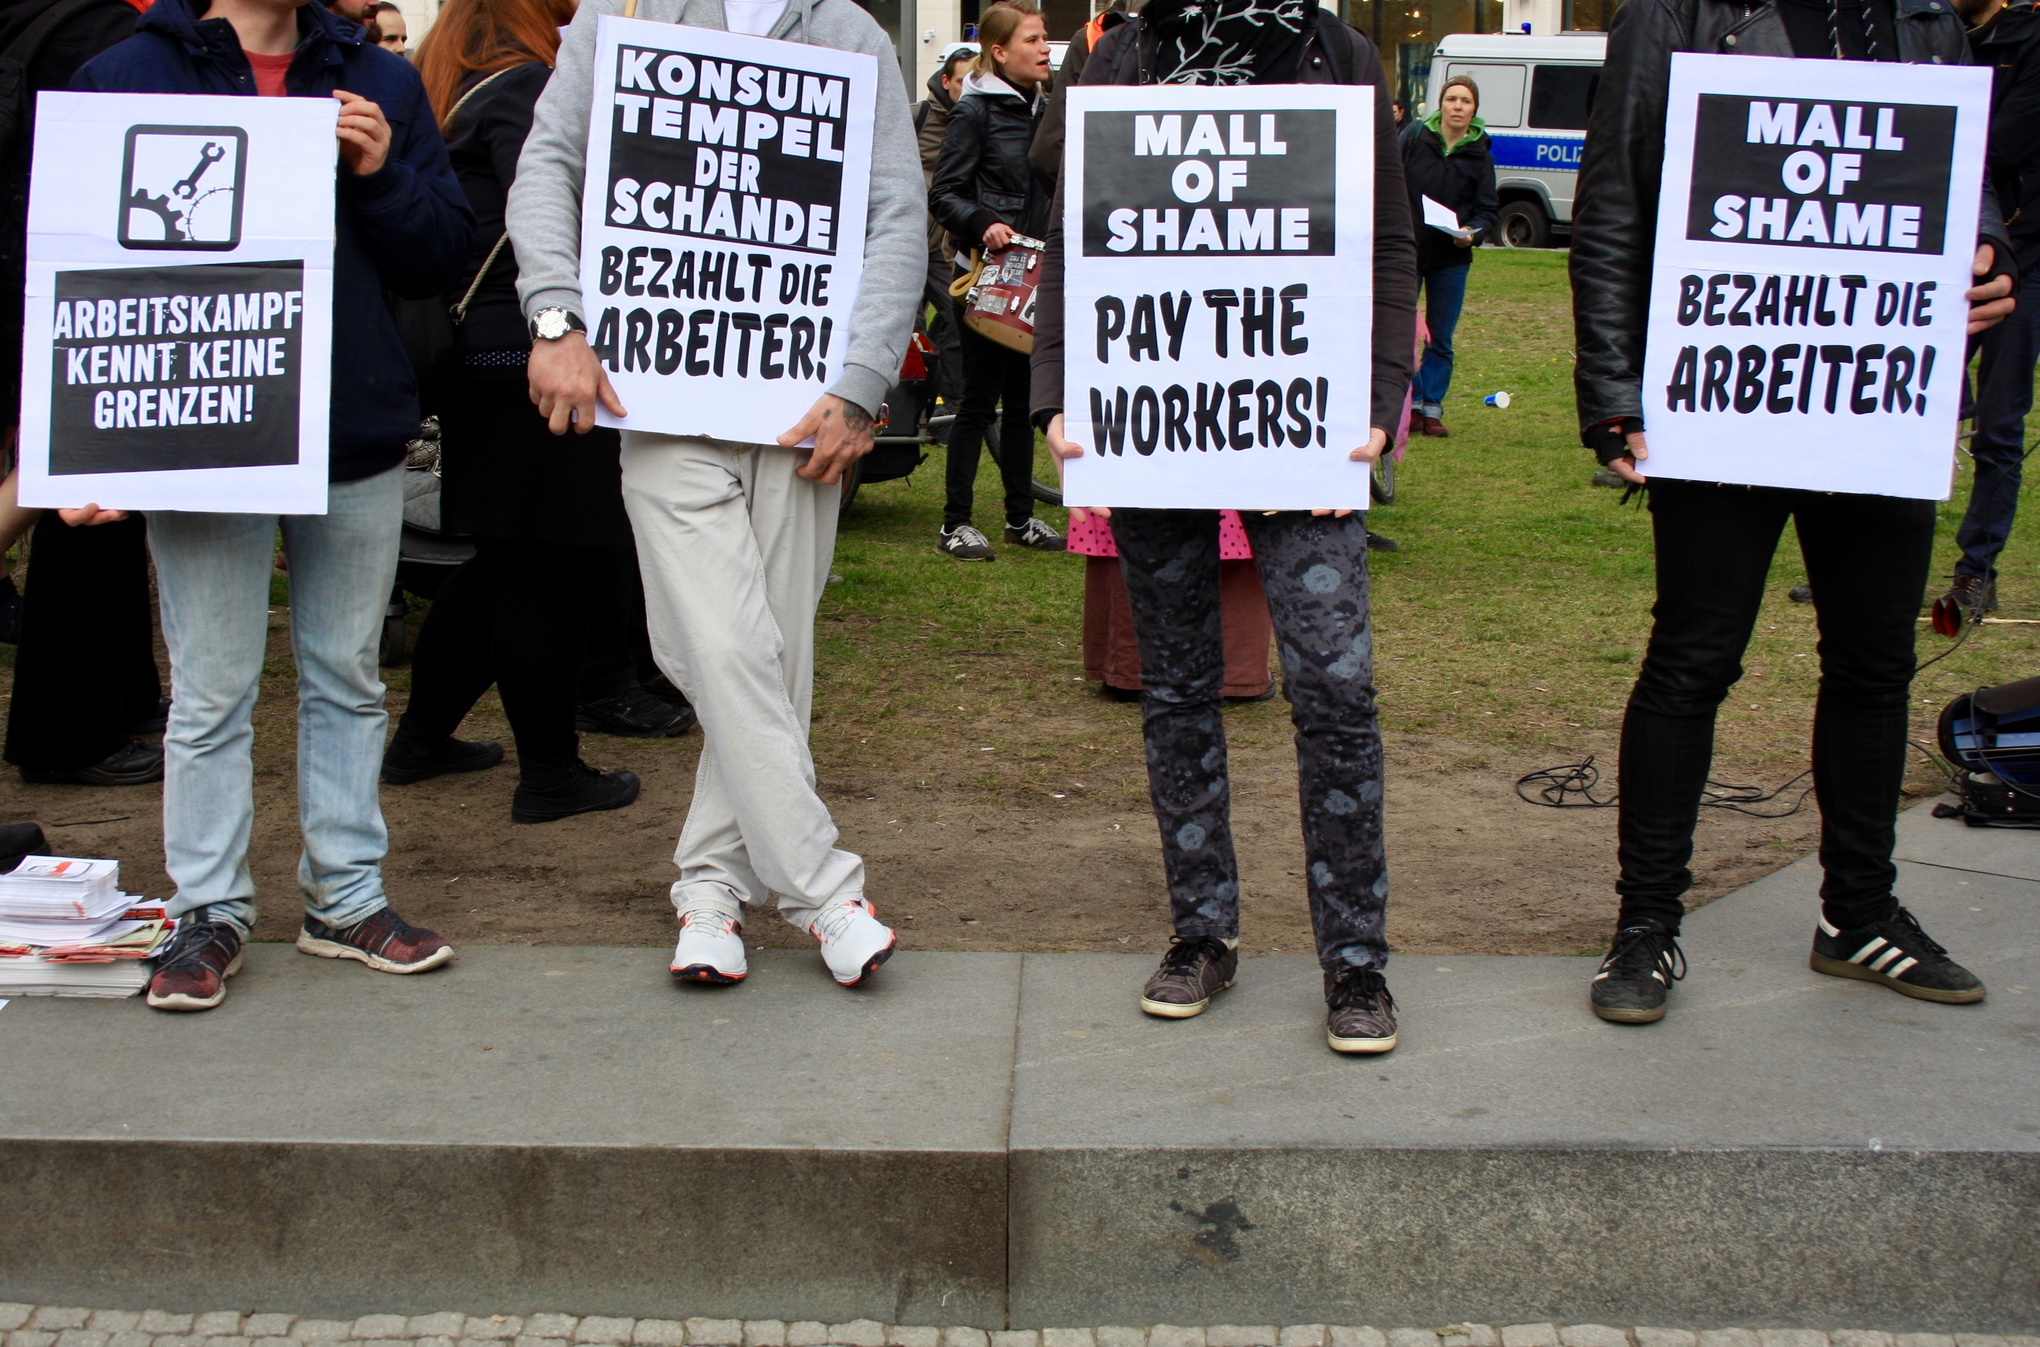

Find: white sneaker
808;897;897;986
671;906;747;985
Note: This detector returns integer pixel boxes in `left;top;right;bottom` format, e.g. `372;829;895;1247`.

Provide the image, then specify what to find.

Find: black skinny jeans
944;323;1036;530
1112;509;1388;972
397;536;635;769
1618;480;1935;935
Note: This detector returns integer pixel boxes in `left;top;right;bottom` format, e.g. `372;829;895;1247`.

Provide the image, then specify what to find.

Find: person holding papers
1398;72;1495;438
1570;0;2017;1025
72;0;475;1011
507;0;924;989
929;1;1066;562
1031;0;1420;1054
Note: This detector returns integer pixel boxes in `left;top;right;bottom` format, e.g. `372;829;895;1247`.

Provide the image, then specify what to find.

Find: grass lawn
819;247;2040;795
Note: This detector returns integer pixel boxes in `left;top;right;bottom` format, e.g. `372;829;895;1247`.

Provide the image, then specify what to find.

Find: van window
1443;61;1524;129
1528;64;1597;130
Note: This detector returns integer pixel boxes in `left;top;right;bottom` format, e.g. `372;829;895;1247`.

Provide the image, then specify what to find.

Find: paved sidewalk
0;801;2033;1329
1;1310;2033;1347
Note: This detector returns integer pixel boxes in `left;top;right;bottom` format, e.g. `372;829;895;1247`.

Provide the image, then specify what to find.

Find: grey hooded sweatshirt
507;0;926;423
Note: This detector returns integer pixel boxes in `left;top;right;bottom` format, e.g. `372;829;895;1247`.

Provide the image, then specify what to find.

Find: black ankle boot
512;759;642;824
381;730;505;785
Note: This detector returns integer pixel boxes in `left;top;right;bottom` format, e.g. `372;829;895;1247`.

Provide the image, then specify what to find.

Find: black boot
512;759;642;824
381;730;505;785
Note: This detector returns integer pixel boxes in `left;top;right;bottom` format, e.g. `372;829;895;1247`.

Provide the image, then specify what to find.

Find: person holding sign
928;1;1065;561
507;0;925;989
1397;72;1495;439
1569;0;2017;1025
71;0;477;1011
1032;0;1420;1054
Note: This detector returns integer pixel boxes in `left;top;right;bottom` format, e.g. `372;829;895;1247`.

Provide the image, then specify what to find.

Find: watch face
535;310;569;340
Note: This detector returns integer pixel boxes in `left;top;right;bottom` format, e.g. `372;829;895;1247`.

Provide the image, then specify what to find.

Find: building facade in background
390;0;1617;128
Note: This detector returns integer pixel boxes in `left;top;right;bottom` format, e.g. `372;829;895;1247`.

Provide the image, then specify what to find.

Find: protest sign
1059;85;1374;512
18;92;336;514
578;16;876;443
1637;54;1989;500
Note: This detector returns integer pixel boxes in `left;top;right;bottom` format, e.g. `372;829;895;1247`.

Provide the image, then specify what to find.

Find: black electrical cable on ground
1515;754;1814;818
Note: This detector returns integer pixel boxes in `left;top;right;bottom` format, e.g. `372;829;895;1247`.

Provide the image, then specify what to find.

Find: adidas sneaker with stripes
1809;907;1986;1004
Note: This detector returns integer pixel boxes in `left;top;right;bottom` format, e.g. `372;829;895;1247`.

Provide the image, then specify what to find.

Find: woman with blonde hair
386;0;674;823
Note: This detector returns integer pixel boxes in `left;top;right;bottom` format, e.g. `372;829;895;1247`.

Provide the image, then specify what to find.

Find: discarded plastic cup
1485;391;1512;409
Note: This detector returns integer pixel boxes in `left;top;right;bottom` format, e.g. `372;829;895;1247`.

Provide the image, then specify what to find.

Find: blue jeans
1412;262;1469;419
1956;266;2040;581
147;467;404;933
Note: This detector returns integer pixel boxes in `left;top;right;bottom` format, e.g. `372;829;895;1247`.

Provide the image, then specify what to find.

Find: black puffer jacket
1570;0;2009;449
1399;116;1498;273
929;70;1052;252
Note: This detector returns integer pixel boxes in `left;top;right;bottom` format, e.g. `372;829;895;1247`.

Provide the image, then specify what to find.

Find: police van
1422;33;1605;248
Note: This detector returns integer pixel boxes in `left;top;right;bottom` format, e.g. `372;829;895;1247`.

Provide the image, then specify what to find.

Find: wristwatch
529;307;587;342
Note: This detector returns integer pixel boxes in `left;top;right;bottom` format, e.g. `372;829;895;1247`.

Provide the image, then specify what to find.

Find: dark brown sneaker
297;906;454;974
1139;935;1238;1019
1325;965;1398;1054
146;908;245;1012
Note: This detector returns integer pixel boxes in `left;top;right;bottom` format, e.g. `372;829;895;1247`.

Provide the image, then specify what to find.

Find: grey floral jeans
1110;509;1389;972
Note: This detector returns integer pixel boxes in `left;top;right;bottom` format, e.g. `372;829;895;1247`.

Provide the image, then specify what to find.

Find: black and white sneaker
1589;925;1685;1024
939;524;996;561
1005;518;1066;551
1811;907;1986;1004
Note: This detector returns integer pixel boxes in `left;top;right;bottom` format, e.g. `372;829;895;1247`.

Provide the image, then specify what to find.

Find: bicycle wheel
1370;453;1397;505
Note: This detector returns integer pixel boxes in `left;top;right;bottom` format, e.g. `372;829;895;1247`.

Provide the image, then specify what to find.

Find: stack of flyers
0;856;132;946
0;904;175;998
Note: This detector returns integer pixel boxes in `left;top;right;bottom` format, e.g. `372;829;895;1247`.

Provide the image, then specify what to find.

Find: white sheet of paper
1637;54;1989;500
1421;194;1470;238
19;92;337;514
1060;85;1375;511
577;17;877;444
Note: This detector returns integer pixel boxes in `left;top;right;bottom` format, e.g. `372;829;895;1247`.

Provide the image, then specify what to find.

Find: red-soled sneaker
297;906;454;974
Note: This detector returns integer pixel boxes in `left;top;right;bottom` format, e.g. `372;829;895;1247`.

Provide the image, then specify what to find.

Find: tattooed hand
781;393;877;484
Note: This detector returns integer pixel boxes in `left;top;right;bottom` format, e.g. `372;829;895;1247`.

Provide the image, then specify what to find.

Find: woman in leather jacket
927;1;1065;560
1569;0;2016;1026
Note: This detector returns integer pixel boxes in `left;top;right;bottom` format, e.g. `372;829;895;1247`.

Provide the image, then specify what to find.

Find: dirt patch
0;618;1821;959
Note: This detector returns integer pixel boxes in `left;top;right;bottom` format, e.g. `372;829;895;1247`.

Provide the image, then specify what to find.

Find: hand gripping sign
1060;84;1375;512
1638;54;1990;500
19;92;337;514
579;16;876;443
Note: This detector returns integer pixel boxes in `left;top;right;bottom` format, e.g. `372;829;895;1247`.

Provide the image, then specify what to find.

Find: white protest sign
1638;54;1989;500
579;16;876;443
1061;85;1374;512
19;92;336;514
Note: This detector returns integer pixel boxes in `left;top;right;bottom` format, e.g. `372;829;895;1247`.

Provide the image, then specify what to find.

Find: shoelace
1015;519;1053;542
811;900;874;944
680;908;738;937
1328;965;1394;1011
160;916;238;972
1879;907;1949;961
1603;925;1687;984
1159;934;1229;970
947;524;991;549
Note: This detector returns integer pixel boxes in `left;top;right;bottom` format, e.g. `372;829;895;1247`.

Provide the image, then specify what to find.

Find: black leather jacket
1569;0;2011;447
929;74;1052;253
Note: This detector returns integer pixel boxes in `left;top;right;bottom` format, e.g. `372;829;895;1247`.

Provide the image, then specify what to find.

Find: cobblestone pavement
0;1310;2031;1347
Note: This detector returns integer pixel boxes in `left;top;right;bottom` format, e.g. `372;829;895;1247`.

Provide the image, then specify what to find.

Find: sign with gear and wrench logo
19;91;335;513
118;125;247;250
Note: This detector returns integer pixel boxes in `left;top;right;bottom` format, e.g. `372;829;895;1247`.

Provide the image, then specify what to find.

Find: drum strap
948;251;986;299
